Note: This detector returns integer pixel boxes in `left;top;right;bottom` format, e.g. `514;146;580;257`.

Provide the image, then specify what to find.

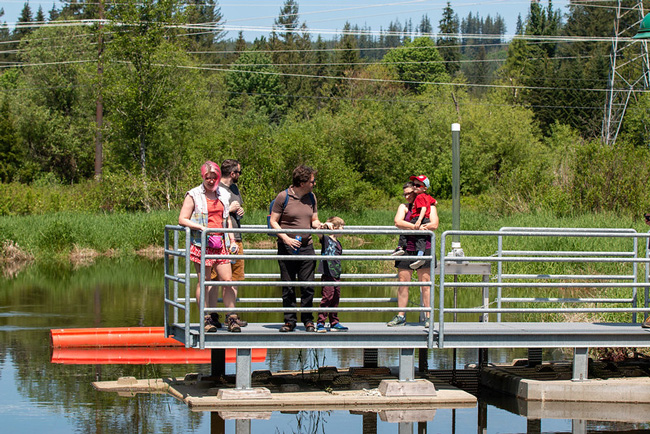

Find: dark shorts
395;249;433;270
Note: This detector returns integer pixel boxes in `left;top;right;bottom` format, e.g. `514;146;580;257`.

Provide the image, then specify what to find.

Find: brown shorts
231;240;245;281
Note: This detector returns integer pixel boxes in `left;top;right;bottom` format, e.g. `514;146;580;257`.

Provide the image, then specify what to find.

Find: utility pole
95;0;104;180
602;0;650;145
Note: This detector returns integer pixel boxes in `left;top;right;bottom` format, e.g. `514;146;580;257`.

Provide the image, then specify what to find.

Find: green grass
1;204;648;261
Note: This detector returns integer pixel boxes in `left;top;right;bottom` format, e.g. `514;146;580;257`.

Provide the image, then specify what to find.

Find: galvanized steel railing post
633;236;639;323
198;230;207;349
172;229;179;329
184;227;192;348
438;235;447;348
163;228;170;338
646;231;650;312
497;233;503;322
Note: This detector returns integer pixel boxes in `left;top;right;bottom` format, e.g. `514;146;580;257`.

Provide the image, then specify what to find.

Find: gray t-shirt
218;182;243;241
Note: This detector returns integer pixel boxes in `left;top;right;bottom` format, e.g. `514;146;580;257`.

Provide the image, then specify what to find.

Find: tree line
0;0;648;217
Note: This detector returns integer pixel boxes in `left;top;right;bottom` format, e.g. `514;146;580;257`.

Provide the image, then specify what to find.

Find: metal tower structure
602;0;650;145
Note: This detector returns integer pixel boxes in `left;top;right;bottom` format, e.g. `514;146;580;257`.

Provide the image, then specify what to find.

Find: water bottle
292;236;302;254
230;244;238;264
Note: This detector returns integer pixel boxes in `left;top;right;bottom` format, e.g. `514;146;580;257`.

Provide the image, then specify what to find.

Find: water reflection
0;257;650;432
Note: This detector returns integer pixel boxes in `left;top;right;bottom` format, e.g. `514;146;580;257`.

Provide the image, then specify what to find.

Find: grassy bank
1;202;648;260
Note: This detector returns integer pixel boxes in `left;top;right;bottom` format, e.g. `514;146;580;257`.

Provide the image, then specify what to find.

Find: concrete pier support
399;348;415;382
236;348;251;390
572;348;588;382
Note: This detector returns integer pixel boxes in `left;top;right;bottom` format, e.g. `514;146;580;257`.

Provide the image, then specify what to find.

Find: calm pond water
0;256;648;433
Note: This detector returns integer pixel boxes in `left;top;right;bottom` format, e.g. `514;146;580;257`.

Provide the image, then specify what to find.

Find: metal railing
164;225;436;349
438;228;650;348
497;227;639;322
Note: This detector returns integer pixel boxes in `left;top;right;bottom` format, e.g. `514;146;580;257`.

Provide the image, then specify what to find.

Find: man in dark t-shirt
269;165;324;332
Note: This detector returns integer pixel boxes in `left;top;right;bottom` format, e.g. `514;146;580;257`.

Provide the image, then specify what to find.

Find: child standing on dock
316;217;348;333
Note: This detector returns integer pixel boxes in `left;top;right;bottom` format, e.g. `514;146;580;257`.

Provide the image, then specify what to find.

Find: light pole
450;123;464;257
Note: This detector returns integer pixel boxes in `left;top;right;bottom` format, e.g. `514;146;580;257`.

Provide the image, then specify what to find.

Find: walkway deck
168;321;650;349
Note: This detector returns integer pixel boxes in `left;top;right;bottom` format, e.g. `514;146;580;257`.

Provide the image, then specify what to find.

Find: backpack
266;189;315;237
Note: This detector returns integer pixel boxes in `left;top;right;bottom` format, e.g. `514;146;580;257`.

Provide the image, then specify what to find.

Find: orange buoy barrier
51;327;184;348
51;347;268;365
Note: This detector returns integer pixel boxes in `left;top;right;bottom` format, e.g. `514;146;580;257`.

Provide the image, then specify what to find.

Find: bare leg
418;267;432;319
214;262;236;309
397;269;414;317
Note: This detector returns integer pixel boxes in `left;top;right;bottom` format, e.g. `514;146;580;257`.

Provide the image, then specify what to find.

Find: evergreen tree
48;3;59;21
185;0;224;49
335;22;360;77
384;20;402;47
552;0;612;137
418;14;432;35
437;2;461;76
270;0;311;111
235;31;246;52
59;0;96;19
515;14;524;35
0;8;9;43
35;6;45;23
14;3;33;39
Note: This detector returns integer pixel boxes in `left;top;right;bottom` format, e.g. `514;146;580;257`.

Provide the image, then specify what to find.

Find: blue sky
2;0;572;39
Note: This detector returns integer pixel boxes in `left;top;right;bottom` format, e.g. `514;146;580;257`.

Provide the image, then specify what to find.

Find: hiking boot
279;322;295;332
210;313;223;329
227;314;241;333
391;246;406;256
228;314;247;327
330;322;348;331
643;317;650;329
316;323;327;333
305;321;316;332
386;315;406;327
409;259;426;269
204;315;218;333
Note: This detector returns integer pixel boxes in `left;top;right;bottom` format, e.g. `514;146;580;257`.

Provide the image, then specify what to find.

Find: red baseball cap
409;175;430;188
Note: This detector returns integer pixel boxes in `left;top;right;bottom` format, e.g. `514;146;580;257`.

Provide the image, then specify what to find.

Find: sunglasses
232;170;241;174
413;183;424;188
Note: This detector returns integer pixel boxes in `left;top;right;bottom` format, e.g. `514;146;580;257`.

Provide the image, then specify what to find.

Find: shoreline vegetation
2;204;648;265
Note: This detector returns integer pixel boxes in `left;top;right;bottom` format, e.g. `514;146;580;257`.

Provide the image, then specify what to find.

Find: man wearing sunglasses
212;159;247;329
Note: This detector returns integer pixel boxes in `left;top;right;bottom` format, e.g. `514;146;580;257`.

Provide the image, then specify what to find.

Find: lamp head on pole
634;12;650;39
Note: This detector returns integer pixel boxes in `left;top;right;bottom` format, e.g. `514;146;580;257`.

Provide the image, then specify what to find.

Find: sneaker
424;318;430;328
210;313;223;329
330;322;348;331
316;323;327;333
391;246;406;256
305;321;316;332
386;315;406;327
643;317;650;329
227;314;241;332
204;315;217;333
409;259;426;269
279;322;295;332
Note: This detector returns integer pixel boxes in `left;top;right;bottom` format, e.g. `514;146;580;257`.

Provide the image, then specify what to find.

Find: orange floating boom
51;327;185;348
51;347;268;365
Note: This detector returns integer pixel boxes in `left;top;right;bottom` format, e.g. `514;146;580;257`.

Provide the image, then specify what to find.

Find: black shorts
395;249;433;270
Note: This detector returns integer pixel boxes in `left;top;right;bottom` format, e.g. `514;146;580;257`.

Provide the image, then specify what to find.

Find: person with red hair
179;161;241;333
